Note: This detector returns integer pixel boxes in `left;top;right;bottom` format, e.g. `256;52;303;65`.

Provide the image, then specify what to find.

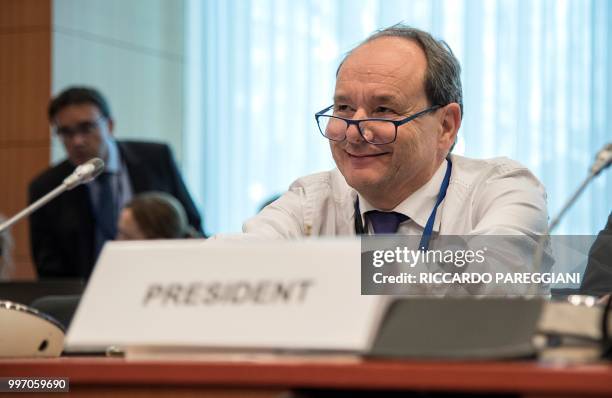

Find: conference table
1;355;611;397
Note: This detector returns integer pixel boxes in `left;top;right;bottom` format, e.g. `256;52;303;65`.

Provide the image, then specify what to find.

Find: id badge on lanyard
354;158;452;251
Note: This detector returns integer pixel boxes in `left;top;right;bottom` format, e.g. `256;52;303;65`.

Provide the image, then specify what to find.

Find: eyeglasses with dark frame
314;104;442;145
54;116;106;139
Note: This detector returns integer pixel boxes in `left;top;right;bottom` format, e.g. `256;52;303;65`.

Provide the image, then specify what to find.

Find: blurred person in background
580;211;612;297
117;191;202;240
29;87;204;279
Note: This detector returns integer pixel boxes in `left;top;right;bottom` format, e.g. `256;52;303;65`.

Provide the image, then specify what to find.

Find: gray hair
338;24;463;118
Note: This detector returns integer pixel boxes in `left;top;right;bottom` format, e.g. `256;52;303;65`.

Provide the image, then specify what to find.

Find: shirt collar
357;159;448;232
104;138;121;174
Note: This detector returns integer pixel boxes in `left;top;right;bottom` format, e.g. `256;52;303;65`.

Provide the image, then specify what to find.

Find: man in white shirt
239;25;551;295
243;25;548;242
235;24;552;296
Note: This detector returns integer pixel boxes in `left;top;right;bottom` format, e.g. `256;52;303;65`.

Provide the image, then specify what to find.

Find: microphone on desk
0;157;105;234
0;158;103;358
590;143;612;177
532;142;612;280
62;157;105;189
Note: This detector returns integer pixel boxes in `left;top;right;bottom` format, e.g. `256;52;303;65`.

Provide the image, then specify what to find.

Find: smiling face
330;37;454;209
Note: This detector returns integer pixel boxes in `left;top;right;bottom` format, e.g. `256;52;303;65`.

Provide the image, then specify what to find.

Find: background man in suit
580;212;612;296
29;86;204;279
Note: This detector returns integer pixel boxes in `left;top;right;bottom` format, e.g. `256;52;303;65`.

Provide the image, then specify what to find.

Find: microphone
531;143;611;282
0;158;105;234
549;142;612;232
591;143;612;177
62;157;105;189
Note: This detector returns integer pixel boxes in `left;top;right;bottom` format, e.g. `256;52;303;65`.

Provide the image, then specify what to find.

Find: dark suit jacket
28;140;204;279
580;212;612;296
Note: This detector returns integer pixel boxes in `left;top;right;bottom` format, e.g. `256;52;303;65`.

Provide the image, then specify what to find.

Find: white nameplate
65;239;386;353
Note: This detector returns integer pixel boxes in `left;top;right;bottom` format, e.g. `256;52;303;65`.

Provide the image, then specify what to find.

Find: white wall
51;0;185;165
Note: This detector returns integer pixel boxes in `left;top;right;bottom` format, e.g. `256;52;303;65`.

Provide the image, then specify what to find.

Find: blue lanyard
354;158;452;251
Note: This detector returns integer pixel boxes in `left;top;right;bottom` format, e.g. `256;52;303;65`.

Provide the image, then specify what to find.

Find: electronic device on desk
0;301;64;358
347;296;612;362
0;280;85;306
369;297;543;360
0;159;104;358
537;294;612;362
0;284;82;357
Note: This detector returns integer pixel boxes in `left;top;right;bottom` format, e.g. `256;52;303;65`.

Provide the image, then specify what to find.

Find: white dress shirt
242;154;548;238
234;154;552;295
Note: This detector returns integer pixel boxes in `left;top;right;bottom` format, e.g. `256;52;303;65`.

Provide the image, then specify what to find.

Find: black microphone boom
0;158;105;234
531;142;611;278
548;142;612;232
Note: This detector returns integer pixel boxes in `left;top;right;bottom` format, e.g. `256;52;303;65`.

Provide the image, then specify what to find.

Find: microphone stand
0;157;105;234
0;185;68;234
532;171;596;282
548;171;596;233
533;145;611;290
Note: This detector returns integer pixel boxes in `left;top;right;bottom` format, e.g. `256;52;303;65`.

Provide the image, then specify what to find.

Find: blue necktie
366;211;408;234
96;172;117;242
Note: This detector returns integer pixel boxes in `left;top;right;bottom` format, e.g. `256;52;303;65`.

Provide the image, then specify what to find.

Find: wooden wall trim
0;0;52;280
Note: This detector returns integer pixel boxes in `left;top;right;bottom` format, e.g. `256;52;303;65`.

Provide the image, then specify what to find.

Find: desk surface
1;356;612;397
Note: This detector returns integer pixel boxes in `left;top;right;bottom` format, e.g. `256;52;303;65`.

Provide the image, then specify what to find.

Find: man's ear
439;103;461;153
